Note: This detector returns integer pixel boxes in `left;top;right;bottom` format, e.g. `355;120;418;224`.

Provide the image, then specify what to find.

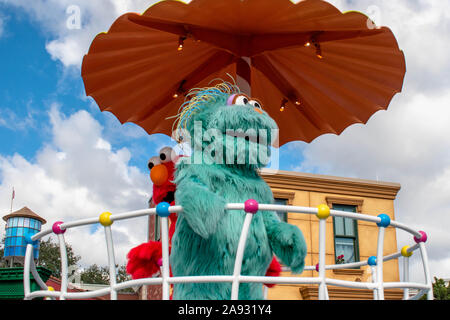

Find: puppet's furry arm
262;211;307;274
175;166;226;239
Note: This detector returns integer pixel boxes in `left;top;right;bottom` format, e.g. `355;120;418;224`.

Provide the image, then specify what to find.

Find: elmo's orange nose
150;164;168;186
254;107;263;114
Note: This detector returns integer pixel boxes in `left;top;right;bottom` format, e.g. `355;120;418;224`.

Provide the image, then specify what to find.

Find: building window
332;204;360;265
273;198;288;222
272;191;295;223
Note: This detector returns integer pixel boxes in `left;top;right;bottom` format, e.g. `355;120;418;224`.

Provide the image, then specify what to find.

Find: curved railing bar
24;203;432;301
30;258;49;291
31;205;423;241
57;233;69;300
26;287;112;300
418;242;433;300
390;221;423;240
113;277;163;290
23;244;33;300
409;288;428;300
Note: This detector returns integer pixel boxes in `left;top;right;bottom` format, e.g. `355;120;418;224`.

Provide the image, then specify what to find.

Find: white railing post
375;227;385;300
160;216;171;300
375;214;391;300
104;226;118;300
231;212;255;300
402;256;410;299
154;202;173;301
400;245;413;300
318;218;327;300
99;212;118;300
263;285;269;300
316;204;330;301
371;265;378;300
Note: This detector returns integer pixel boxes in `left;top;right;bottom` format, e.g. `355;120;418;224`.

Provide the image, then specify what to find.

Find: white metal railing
23;202;432;300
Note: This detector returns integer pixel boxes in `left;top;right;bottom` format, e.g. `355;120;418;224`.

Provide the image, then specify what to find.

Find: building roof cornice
260;169;401;200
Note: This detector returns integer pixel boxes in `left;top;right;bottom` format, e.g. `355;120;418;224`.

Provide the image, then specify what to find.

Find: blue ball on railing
376;214;391;228
368;256;377;266
156;202;171;217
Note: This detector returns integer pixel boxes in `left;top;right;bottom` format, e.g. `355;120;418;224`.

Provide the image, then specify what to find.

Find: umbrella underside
81;0;406;145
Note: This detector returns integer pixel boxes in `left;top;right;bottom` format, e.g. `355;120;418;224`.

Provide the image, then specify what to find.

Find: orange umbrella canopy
81;0;406;146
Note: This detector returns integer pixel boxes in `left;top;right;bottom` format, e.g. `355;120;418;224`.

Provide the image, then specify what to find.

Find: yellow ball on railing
99;212;113;227
401;245;413;257
316;204;330;220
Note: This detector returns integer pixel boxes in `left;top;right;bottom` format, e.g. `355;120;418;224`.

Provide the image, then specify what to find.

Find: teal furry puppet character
170;81;307;300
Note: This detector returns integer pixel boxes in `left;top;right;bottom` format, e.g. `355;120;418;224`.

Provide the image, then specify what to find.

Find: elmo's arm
126;241;162;279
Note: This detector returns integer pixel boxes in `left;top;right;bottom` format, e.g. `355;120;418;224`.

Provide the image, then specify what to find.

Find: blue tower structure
2;207;46;266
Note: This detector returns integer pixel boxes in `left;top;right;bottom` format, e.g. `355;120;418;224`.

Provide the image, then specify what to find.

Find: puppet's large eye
159;147;175;163
148;156;161;170
249;99;263;110
231;94;250;106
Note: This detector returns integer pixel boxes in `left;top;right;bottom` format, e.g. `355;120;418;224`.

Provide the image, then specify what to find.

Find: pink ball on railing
315;263;319;272
157;258;163;267
414;231;427;243
52;221;66;235
244;199;259;214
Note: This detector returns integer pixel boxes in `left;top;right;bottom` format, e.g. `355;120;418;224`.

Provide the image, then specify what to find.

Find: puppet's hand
126;241;162;279
265;213;307;274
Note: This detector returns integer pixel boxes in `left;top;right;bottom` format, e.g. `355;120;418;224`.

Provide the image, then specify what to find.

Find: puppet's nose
254;107;263;114
150;164;168;186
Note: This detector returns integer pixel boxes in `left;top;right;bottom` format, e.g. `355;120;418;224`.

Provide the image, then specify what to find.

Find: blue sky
0;3;174;172
0;2;306;173
0;0;449;283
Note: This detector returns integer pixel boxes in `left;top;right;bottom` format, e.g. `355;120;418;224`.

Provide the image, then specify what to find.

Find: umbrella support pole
236;57;252;96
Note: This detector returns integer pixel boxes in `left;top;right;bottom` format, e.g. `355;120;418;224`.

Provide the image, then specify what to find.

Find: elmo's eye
232;94;250;106
249;100;263;109
159;147;175;163
148;156;161;170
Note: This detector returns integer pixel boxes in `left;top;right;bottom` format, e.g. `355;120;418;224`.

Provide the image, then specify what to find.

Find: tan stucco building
145;169;404;300
261;169;403;300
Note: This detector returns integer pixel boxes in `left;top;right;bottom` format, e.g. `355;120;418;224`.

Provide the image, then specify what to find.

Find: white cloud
0;103;36;131
326;0;450;93
0;104;152;267
297;85;450;282
1;0;165;67
285;0;450;284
